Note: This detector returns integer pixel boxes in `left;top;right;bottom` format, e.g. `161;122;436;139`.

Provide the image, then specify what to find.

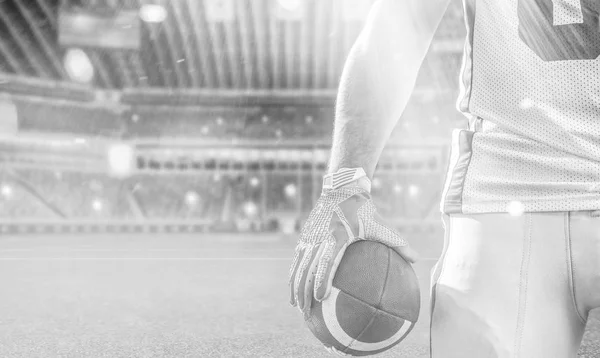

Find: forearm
328;0;448;178
329;38;416;178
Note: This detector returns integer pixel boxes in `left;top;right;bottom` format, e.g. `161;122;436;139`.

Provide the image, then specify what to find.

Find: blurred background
0;0;465;234
8;1;583;357
3;1;600;357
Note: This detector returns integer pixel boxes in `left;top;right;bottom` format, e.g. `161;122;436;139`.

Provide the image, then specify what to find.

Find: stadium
0;0;598;357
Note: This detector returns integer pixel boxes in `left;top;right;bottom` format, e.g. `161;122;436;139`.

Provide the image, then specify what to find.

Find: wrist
322;167;372;193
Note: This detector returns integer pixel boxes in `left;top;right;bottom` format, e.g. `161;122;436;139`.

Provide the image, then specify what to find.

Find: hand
288;169;418;317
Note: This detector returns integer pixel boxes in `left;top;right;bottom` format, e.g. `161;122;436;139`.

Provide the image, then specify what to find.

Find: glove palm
289;184;418;316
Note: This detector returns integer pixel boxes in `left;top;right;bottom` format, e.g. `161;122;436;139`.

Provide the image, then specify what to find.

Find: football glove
289;167;418;317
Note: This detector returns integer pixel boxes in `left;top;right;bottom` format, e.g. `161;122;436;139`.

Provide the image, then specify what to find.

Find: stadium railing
0;134;450;234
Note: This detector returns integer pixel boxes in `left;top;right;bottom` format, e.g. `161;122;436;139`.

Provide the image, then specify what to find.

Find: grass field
0;232;598;357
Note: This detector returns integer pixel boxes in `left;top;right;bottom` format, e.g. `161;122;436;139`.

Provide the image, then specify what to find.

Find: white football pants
430;212;600;358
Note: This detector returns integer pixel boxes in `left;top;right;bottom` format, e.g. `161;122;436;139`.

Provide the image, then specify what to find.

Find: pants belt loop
469;116;483;132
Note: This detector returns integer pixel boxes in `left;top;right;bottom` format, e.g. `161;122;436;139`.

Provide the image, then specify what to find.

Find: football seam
338;293;410;354
334;289;411;321
377;247;393;310
355;308;408;348
344;305;379;353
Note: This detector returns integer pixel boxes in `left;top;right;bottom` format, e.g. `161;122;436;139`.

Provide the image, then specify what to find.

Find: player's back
441;0;600;214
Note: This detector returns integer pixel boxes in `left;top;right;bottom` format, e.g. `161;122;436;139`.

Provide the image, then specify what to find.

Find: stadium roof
0;0;464;104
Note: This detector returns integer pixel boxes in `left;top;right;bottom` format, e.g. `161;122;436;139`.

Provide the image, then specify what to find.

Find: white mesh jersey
441;0;600;214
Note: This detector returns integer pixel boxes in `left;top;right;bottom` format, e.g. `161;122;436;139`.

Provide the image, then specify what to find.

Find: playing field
0;233;598;357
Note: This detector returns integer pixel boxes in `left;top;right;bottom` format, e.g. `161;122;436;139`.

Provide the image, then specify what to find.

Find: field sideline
0;233;598;357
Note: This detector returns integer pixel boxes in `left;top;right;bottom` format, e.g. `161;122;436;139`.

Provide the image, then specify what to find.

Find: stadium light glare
520;98;534;109
232;149;247;161
70;14;96;33
185;191;199;207
284;183;297;198
408;185;420;197
277;0;301;11
243;201;258;217
220;149;232;159
276;150;289;161
342;0;371;21
92;199;103;212
314;150;328;164
300;151;313;162
205;0;234;22
63;48;94;83
107;143;134;178
393;184;403;195
1;184;12;198
507;201;525;217
139;4;167;23
249;177;260;188
372;178;382;190
249;150;261;161
263;150;276;160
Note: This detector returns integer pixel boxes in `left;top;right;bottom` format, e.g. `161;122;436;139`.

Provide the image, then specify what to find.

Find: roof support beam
298;1;312;89
159;0;188;88
0;37;26;74
311;1;327;88
249;0;269;89
0;3;52;78
268;13;282;88
129;52;149;87
171;0;201;88
111;52;134;88
87;50;114;88
34;0;57;29
137;0;173;87
222;10;242;88
235;0;255;89
204;11;228;88
14;0;66;79
186;0;216;88
326;0;341;88
283;21;296;88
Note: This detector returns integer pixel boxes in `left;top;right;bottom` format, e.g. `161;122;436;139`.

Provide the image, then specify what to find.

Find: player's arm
290;0;452;317
329;0;451;177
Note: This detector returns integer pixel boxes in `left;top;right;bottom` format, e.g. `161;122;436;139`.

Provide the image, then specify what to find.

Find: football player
289;0;600;356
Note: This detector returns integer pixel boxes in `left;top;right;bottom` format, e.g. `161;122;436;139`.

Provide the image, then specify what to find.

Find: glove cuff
322;168;371;193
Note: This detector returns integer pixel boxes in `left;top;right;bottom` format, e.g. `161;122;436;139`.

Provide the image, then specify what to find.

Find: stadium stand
0;0;464;234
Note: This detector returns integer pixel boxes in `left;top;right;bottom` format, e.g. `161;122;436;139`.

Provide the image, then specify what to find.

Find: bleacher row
13;89;465;141
0;165;446;233
0;220;440;235
0;222;211;235
2;85;459;233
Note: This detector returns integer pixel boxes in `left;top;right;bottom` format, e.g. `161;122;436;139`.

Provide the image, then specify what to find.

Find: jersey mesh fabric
450;0;600;214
